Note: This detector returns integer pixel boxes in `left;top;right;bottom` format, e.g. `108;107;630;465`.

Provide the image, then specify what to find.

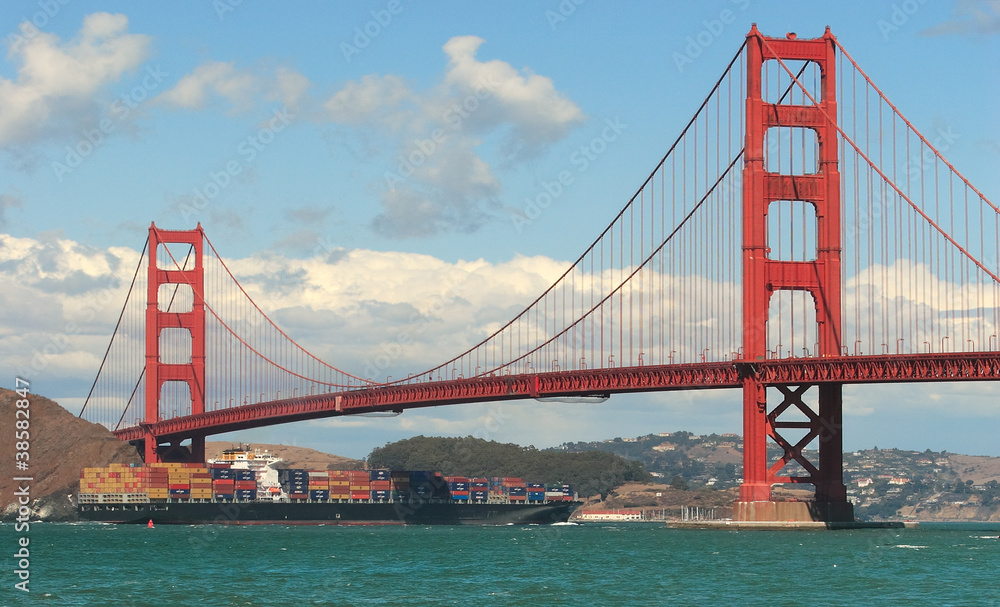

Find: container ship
77;447;580;525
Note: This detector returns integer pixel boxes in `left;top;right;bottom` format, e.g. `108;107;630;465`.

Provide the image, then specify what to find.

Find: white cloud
0;231;570;388
0;233;142;381
323;73;413;126
322;36;585;238
0;12;150;147
155;61;257;111
441;35;584;149
922;0;1000;35
157;61;311;113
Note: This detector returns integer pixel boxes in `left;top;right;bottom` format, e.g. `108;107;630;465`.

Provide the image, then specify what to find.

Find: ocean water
2;522;998;606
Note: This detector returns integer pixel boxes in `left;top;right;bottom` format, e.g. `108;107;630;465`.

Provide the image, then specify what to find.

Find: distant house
857;478;873;488
889;477;910;485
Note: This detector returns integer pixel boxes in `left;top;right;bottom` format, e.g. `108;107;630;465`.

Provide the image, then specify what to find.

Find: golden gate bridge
80;26;1000;522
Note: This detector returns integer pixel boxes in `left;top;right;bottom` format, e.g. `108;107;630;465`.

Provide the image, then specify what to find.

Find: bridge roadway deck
115;352;1000;443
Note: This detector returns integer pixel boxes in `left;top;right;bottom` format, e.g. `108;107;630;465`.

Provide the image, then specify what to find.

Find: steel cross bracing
82;26;999;513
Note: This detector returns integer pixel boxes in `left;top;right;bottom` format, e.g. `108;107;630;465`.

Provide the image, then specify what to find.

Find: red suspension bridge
81;26;1000;522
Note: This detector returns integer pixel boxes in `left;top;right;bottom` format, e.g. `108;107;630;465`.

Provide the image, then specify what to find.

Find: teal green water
2;522;998;605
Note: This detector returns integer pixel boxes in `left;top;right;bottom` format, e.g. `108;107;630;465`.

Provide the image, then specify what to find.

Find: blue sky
2;1;999;459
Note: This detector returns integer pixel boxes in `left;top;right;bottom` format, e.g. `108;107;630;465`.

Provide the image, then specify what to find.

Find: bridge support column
739;378;771;503
735;381;853;522
814;383;847;504
736;26;852;522
143;223;206;464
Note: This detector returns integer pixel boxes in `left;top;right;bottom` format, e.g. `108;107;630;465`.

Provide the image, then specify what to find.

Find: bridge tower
737;26;852;521
143;224;206;463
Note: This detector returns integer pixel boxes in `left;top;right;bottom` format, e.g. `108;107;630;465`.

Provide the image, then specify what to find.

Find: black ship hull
78;499;581;525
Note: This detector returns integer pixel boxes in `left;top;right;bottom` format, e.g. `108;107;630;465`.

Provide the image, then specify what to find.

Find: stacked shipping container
81;464;573;505
79;463;215;503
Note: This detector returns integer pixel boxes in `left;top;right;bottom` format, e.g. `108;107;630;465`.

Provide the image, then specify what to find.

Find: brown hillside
945;454;1000;484
0;388;142;521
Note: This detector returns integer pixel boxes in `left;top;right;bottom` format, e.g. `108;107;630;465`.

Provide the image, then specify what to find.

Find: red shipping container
349;491;370;499
235;481;256;489
168;484;189;490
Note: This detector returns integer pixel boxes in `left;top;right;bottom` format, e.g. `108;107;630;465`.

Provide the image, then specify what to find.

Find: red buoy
147;519;154;528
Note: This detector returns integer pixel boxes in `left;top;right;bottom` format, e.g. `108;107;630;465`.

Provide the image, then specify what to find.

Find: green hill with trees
366;435;650;499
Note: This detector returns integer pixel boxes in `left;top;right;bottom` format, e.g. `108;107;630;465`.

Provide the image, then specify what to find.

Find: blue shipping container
234;470;255;481
309;490;330;500
211;468;235;480
411;485;434;498
235;490;256;500
369;469;391;481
